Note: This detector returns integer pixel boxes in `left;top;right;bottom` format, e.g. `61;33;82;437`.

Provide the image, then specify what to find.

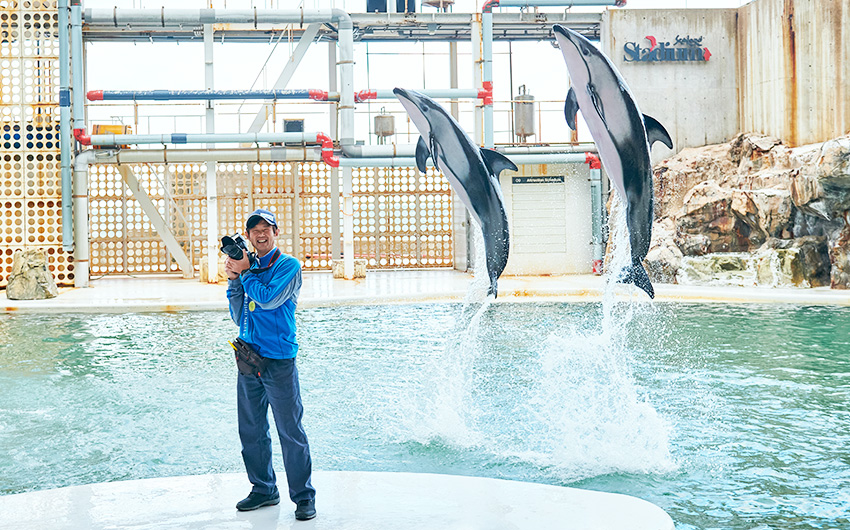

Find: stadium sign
623;35;712;63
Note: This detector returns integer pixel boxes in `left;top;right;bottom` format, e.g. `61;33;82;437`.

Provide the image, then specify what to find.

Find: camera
220;233;257;267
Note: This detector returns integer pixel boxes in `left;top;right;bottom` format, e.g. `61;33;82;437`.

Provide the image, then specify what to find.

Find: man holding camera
224;208;316;520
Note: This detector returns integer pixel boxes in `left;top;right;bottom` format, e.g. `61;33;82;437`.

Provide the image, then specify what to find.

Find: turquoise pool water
1;302;848;530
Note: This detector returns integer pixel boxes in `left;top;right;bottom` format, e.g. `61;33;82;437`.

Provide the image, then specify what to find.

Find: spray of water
398;220;491;446
393;202;674;480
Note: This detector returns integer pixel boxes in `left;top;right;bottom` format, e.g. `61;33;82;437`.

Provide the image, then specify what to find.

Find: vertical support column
59;0;73;252
342;166;354;279
482;9;494;148
70;3;89;287
204;24;217;283
373;168;381;264
588;155;604;274
472;15;483;146
292;163;301;259
329;41;341;261
449;42;459;120
465;15;484;271
338;19;356;279
164;164;172;271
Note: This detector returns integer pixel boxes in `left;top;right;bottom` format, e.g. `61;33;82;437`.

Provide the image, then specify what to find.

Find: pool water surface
0;301;848;530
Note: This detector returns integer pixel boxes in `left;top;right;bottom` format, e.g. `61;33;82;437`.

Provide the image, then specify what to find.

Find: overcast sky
84;0;751;145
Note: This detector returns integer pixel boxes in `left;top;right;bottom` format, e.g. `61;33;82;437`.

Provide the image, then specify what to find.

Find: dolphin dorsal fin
643;114;673;149
480;148;518;177
564;87;579;131
415;136;431;173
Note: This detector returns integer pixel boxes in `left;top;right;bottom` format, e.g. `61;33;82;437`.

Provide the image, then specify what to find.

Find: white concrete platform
0;471;674;530
2;270;849;313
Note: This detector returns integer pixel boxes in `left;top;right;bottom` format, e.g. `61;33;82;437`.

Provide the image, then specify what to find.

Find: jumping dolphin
553;25;673;299
393;88;517;297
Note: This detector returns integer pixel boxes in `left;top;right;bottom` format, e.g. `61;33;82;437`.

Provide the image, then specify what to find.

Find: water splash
399;221;491;446
394;202;673;480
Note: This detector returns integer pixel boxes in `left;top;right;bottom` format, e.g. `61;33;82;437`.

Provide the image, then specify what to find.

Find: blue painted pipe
87;89;327;101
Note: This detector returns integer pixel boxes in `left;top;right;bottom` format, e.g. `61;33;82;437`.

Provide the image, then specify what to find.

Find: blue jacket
226;249;302;359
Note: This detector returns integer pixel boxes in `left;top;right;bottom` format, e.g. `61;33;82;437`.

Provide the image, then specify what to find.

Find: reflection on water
1;303;849;530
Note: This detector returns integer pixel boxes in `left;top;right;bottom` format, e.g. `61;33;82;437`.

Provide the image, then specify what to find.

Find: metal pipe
502;153;588;164
338;16;356;280
87;88;485;102
72;150;95;288
589;164;604;274
83;8;353;26
70;4;84;135
338;152;588;167
340;144;597;158
59;0;73;252
329;41;341;262
86;132;324;146
87;89;329;101
74;147;322;165
356;88;483;101
487;0;623;7
340;143;416;158
204;23;217;284
482;10;494;148
501;144;596;154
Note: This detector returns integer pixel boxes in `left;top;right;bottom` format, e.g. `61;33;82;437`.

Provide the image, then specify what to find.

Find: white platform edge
0;471;675;530
3;271;849;313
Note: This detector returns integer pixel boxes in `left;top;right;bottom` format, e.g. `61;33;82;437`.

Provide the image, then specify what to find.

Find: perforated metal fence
0;0;74;287
87;162;454;275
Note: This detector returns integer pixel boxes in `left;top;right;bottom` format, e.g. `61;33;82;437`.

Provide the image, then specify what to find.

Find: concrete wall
604;0;850;151
739;0;850;147
501;163;593;275
602;9;740;158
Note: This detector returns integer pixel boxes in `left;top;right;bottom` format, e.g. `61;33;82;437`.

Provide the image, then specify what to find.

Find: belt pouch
232;338;269;377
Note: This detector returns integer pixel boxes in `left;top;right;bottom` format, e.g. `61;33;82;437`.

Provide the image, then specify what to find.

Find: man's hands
225;255;251;280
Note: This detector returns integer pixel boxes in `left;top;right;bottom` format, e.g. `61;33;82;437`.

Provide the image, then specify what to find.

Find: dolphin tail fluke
620;263;655;299
487;279;498;298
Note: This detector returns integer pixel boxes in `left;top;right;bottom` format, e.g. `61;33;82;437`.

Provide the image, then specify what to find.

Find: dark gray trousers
237;357;315;503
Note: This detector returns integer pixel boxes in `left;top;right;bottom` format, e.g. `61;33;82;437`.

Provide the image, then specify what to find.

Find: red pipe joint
74;128;91;146
316;133;339;168
479;81;493;106
354;90;377;103
86;90;104;101
308;89;329;101
482;0;499;13
585;152;601;169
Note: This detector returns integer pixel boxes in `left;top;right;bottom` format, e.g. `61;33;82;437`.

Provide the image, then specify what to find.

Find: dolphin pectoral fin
619;263;655;299
564;87;579;131
415;136;431;173
480;148;519;177
643;114;673;150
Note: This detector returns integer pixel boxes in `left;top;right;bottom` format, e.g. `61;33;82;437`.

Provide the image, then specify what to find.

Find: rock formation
637;133;850;288
6;249;59;300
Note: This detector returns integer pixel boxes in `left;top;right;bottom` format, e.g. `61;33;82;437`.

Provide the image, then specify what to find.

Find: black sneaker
236;491;281;511
294;499;316;520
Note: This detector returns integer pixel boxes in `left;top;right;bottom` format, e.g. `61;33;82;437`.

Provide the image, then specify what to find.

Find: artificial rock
638;133;850;288
6;249;58;300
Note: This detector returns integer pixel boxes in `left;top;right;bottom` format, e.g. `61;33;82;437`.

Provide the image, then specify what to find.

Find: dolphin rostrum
553;25;673;299
393;88;517;297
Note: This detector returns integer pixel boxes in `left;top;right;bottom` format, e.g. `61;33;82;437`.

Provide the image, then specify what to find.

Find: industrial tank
514;85;536;142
